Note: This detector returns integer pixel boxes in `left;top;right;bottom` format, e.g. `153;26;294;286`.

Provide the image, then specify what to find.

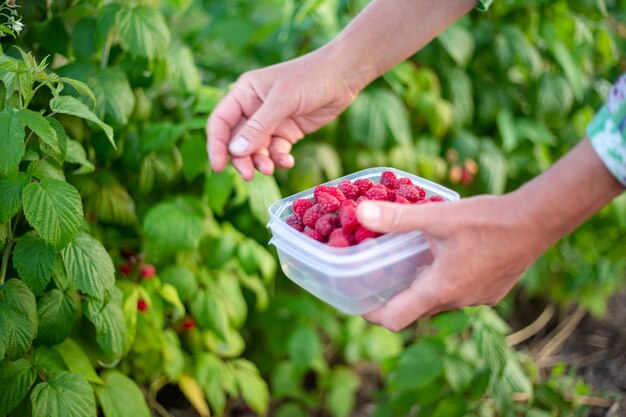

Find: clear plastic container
267;167;460;315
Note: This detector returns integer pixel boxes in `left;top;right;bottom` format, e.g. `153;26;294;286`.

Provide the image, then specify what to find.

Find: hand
206;46;366;180
356;194;546;331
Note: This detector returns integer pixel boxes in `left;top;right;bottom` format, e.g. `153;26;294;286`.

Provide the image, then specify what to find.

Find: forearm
513;138;624;251
325;0;477;89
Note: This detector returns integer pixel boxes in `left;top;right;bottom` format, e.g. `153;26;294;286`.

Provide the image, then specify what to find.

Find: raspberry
429;195;445;202
387;190;396;202
414;186;427;201
354;178;374;195
138;298;148;312
365;185;388;201
339;200;360;233
395;195;411;204
328;228;351;247
292;198;314;218
314;185;345;203
338;180;359;200
397;177;413;187
396;184;420;202
316;192;341;214
286;214;304;232
315;213;339;238
354;226;377;244
183;317;196;330
118;263;132;276
140;264;156;279
355;196;368;204
302;205;322;228
304;226;324;242
380;171;398;189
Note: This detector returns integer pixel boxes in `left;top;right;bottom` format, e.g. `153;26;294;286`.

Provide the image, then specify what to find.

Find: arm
206;0;477;180
357;138;624;331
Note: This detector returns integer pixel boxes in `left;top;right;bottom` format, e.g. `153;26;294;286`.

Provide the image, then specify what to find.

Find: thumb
357;200;445;233
228;95;290;157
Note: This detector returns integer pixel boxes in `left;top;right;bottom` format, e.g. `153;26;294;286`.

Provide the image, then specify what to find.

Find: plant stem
101;32;113;69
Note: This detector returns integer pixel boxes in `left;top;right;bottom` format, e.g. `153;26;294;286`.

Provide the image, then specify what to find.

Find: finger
207;88;247;171
357;200;451;234
228;93;292;158
269;137;295;169
232;157;256;181
362;268;440;332
252;150;275;176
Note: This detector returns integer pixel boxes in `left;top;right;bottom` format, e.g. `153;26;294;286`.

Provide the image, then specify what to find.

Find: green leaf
97;3;121;47
438;21;475;66
65;139;95;174
178;374;211;417
245;173;282;225
165;43;201;93
12;232;56;296
180;134;208;182
33;346;69;378
121;284;138;354
472;325;508;374
30;371;96;417
0;358;36;416
0;279;37;360
95;370;151;417
115;5;171;59
238;273;268;311
0;172;29;223
22;178;83;249
287;325;321;368
362;326;403;363
430;310;471;337
160;266;197;303
27;158;66;181
49;96;115;150
205;170;234;215
0;223;6;251
190;288;229;339
53;338;102;385
497;109;517;152
467;366;491;401
36;289;80;345
390;341;443;390
143;201;204;253
160;283;186;319
443;355;474;393
327;367;360;417
70;17;98;62
0;109;26;175
233;359;270;416
83;288;127;358
430;397;468;417
45;118;68;164
62;232;115;299
88;68;135;126
237;239;276;284
85;182;137;226
549;40;584;101
17;110;60;162
140;122;185;153
162;329;185;381
478;141;507;195
196;353;230;412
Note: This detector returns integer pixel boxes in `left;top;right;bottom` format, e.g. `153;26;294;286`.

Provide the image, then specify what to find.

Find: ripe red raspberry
138;298;148;312
339;200;360;233
380;171;398;189
286;214;304;232
118;263;132;276
396;184;420;202
414;186;427;200
302;205;322;228
292;198;314;218
328;229;351;247
315;213;339;238
387;190;396;202
140;264;156;279
365;185;388;201
354;178;374;195
316;192;341;214
329;228;353;244
429;195;445;202
338;180;359;200
355;196;368;204
395;195;411;204
354;226;377;244
397;177;413;187
314;185;345;203
183;317;196;330
304;226;324;242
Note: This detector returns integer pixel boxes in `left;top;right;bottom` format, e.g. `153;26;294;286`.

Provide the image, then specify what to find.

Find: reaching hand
206;47;366;180
355;194;547;331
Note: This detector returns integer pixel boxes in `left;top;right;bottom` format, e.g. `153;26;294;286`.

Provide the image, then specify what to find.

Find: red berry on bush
315;213;339;238
138;298;148;312
119;263;132;276
140;264;156;279
292;198;314;218
183;317;196;330
303;205;323;228
304;226;324;242
338;181;359;200
287;214;305;232
317;192;341;214
365;185;388;201
380;171;398;189
354;178;374;195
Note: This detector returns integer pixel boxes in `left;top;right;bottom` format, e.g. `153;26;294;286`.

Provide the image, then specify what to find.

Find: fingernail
359;203;381;224
229;136;250;155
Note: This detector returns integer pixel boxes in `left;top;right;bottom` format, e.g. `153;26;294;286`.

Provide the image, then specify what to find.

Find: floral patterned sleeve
586;74;626;187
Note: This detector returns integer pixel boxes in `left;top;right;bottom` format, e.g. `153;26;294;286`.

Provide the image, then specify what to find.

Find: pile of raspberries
286;171;445;247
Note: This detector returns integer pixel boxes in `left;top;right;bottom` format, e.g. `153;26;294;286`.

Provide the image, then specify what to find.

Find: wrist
319;40;378;94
